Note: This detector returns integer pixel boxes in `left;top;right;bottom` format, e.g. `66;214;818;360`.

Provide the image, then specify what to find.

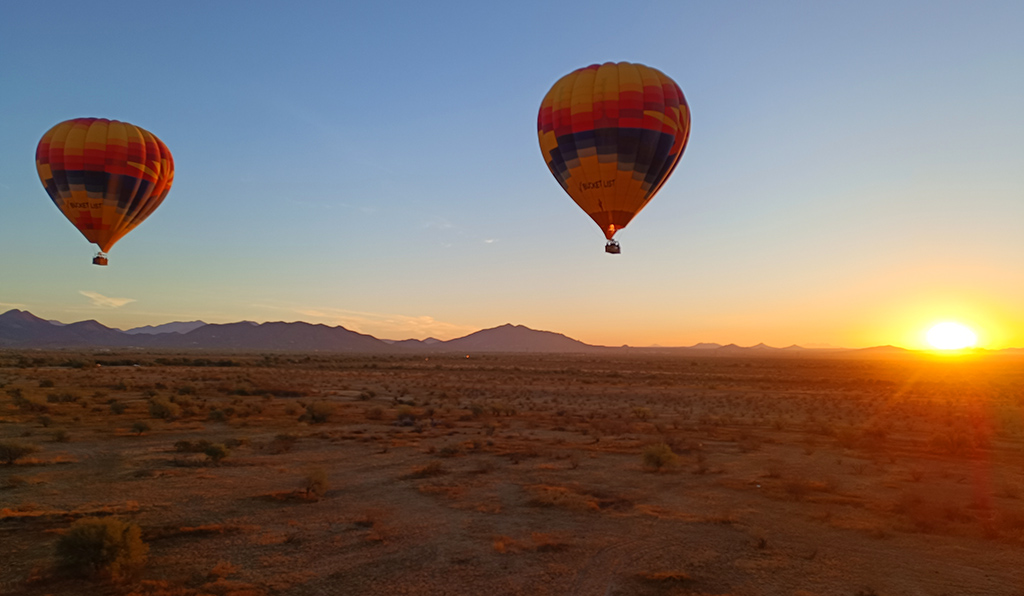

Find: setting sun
926;322;978;350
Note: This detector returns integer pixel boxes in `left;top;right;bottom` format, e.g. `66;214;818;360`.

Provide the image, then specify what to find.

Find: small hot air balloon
538;62;690;253
36;118;174;265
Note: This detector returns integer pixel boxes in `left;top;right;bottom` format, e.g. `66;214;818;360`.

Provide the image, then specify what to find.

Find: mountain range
1;309;1019;357
0;309;599;354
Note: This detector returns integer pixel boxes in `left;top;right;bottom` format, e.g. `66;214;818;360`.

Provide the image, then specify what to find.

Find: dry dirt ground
1;351;1023;596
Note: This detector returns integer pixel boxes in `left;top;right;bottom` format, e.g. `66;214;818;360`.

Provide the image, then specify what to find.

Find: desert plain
1;350;1023;596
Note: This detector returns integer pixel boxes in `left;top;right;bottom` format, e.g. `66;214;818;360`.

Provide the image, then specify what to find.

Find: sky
1;1;1022;350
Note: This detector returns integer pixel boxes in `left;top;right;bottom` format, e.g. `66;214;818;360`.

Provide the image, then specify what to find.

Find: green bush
642;443;677;472
56;517;148;580
0;441;39;465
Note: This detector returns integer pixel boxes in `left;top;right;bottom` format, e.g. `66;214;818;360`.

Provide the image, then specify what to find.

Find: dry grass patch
403;460;447;479
492;532;571;553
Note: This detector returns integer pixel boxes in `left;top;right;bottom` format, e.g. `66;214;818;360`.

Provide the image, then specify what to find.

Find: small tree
131;421;150;436
0;441;39;465
56;517;148;580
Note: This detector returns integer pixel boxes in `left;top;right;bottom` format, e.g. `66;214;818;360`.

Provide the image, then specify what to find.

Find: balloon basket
605;240;621;254
92;253;109;266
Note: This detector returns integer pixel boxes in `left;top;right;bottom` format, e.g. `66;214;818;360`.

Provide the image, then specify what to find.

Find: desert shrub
437;444;460;458
0;441;39;465
304;467;328;497
303;401;335;424
208;409;229;422
396;405;416;426
642;443;676;472
148;398;180;420
176;385;197;395
38;378;55;388
269;433;298;453
56;517;148;580
13;393;48;413
47;392;79;403
203;444;229;463
174;439;212;453
38;415;54;428
632;406;652;421
173;395;194;409
131;421;150;435
109;401;126;415
365;406;384;420
53;430;71;443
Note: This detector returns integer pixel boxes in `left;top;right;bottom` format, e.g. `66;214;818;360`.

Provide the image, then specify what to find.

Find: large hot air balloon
538;62;690;253
35;118;174;265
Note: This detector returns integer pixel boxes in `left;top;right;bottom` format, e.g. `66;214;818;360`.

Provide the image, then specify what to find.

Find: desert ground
1;350;1023;596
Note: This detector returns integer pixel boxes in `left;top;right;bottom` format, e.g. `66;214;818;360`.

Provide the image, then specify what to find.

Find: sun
926;322;977;350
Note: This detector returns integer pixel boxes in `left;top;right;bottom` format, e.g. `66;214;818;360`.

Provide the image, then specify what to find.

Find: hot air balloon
36;118;174;265
538;62;690;253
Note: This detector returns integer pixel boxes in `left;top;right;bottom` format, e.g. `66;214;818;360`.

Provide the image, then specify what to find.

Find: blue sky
2;1;1022;348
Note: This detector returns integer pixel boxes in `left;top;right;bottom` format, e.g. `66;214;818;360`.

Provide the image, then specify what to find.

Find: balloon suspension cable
92;252;109;267
605;239;621;254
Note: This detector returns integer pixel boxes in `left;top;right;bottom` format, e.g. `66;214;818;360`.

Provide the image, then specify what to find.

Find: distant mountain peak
124;321;207;335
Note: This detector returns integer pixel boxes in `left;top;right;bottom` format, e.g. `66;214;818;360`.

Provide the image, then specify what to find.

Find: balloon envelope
538;62;690;240
36;117;174;262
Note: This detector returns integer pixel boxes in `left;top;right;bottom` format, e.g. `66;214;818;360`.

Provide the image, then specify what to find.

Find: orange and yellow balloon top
538;62;690;241
36;117;174;262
